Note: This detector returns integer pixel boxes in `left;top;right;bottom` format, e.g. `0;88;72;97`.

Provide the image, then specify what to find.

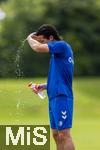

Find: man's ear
49;35;54;41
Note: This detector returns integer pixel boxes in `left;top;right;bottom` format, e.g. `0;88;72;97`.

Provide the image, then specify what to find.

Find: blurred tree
0;0;7;3
0;0;49;77
44;0;100;76
0;0;100;77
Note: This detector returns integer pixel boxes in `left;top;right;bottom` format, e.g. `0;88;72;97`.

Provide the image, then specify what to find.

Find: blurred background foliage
0;0;100;77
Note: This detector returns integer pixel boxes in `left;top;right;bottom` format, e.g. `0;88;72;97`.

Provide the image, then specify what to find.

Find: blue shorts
49;95;73;130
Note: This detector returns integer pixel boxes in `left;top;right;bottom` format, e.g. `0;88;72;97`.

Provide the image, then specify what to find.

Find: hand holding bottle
28;82;46;99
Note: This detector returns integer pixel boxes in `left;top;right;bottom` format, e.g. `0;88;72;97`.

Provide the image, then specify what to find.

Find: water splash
15;39;26;79
15;39;26;110
16;90;21;109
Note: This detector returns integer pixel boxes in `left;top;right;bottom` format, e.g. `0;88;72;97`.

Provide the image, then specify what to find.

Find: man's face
36;35;53;43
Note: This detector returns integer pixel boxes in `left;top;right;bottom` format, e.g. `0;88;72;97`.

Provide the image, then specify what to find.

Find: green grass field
0;78;100;150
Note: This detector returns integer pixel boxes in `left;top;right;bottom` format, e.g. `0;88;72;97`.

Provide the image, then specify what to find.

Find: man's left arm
27;34;49;53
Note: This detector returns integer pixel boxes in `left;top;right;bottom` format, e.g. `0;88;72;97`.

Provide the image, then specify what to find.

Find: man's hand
27;32;41;42
27;32;37;40
30;33;40;41
26;32;49;53
32;84;47;94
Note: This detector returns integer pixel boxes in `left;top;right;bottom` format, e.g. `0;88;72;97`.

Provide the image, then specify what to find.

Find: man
27;24;75;150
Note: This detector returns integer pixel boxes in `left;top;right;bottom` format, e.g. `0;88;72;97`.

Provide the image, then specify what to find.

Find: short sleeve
48;41;66;54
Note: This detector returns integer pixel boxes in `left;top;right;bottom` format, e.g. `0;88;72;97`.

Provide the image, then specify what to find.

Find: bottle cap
28;82;33;87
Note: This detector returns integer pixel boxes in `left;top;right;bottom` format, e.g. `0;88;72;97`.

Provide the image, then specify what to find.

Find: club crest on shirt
68;57;74;64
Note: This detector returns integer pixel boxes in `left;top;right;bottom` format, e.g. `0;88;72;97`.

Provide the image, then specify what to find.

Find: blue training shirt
47;40;74;100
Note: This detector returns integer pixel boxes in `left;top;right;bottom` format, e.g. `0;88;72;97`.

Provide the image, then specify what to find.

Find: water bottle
28;82;46;99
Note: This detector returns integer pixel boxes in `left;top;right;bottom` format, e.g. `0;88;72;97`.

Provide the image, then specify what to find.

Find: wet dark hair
36;24;61;41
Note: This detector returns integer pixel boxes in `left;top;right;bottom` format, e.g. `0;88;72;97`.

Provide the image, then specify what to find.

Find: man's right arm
27;34;49;53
